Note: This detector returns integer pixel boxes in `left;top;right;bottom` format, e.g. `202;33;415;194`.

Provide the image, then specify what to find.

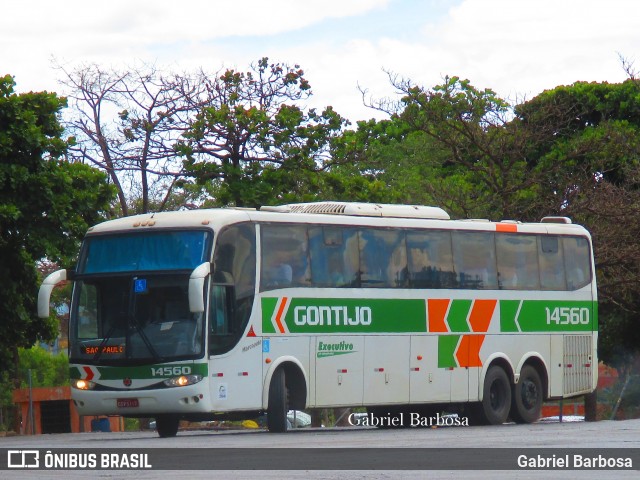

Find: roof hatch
262;202;450;220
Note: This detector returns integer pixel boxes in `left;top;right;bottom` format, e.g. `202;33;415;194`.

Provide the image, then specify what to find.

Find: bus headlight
163;374;203;388
73;379;96;390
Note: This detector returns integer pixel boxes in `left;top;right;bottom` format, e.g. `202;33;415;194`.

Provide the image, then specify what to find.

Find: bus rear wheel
511;365;543;424
267;368;289;433
155;414;179;438
473;365;511;425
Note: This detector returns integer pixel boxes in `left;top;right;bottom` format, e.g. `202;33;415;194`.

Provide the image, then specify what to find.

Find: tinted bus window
261;225;310;291
309;227;359;287
81;231;211;274
452;231;498;289
406;230;456;288
563;236;592;290
258;222;591;293
214;223;256;299
539;236;566;290
358;229;408;288
496;234;540;289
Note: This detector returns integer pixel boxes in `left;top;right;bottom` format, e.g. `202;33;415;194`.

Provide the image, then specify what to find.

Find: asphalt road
2;418;639;479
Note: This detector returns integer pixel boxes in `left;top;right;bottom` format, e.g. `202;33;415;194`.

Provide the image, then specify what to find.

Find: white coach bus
38;202;597;437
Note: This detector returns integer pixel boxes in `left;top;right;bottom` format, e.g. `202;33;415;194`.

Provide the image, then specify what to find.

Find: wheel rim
520;379;539;410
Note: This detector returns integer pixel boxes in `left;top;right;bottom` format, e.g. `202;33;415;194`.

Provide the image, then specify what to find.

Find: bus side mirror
38;269;68;318
189;262;211;313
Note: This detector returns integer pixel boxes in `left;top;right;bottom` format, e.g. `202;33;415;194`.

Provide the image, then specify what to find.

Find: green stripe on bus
446;299;472;333
499;300;594;332
70;363;208;380
262;297;427;334
261;297;278;334
499;300;521;332
438;335;459;368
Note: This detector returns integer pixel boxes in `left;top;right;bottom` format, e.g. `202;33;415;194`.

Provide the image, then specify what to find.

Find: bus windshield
79;230;211;274
70;230;212;365
70;274;205;365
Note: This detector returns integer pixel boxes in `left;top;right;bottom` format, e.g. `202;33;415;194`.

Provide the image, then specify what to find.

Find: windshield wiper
127;277;164;363
130;322;164;363
91;323;118;363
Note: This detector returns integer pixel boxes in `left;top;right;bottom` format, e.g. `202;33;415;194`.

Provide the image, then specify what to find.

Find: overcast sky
2;0;639;123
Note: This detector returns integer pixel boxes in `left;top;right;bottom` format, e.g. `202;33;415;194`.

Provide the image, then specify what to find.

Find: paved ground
1;418;639;479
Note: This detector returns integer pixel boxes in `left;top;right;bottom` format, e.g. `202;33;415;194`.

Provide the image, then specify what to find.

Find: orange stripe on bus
275;297;288;334
468;299;497;333
455;334;485;368
428;299;450;333
496;223;518;232
455;335;469;367
468;334;484;367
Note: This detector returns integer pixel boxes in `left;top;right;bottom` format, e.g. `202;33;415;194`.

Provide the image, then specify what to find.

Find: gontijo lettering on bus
261;297;426;334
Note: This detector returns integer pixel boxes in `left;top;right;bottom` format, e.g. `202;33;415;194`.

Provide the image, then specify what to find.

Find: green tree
514;80;640;202
180;58;349;207
329;117;451;206
16;346;69;388
0;346;69;430
364;75;546;220
0;75;114;418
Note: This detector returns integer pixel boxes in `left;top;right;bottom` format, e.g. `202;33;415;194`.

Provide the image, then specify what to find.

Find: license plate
117;398;139;408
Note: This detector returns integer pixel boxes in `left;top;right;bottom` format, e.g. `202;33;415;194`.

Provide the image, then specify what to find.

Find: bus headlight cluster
73;379;96;390
163;374;203;388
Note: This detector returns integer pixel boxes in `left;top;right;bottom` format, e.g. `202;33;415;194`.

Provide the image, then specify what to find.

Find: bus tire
476;365;511;425
156;415;179;438
267;368;288;433
511;365;543;424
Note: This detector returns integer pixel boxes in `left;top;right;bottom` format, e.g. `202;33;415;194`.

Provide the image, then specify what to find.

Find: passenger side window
563;236;592;290
309;227;359;287
260;224;310;291
496;234;540;289
358;229;408;287
406;231;456;288
452;231;498;289
539;236;566;290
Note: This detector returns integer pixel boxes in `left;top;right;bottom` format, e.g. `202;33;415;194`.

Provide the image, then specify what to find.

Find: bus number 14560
151;366;192;377
545;307;590;325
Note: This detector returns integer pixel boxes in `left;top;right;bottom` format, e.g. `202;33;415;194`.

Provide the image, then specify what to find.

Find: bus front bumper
71;383;212;416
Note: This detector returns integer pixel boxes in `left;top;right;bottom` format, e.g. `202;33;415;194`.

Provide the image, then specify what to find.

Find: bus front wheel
267;368;289;433
473;365;511;425
511;365;543;424
155;414;179;438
